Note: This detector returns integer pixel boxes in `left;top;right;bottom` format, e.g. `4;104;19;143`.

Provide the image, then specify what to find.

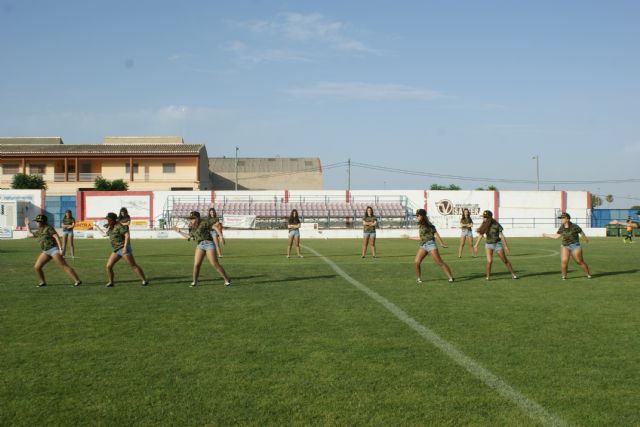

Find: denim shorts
420;240;437;253
563;243;581;253
363;231;376;238
62;230;74;236
485;241;504;252
43;247;61;257
116;245;132;257
289;229;300;238
197;240;216;251
461;229;473;237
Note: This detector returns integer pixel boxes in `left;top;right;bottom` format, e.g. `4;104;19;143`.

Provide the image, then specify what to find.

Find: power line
350;161;640;185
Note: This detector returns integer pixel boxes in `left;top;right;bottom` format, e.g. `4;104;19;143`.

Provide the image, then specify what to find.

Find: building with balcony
0;136;211;194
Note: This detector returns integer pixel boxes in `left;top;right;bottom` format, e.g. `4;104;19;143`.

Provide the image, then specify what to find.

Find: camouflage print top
363;215;377;233
556;222;583;246
190;218;216;242
62;217;75;229
460;217;473;229
107;223;129;252
419;223;437;245
33;225;58;251
484;220;503;244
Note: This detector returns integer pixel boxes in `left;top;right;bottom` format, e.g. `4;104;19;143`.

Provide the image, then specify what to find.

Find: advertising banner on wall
80;191;153;227
425;191;496;230
222;215;256;229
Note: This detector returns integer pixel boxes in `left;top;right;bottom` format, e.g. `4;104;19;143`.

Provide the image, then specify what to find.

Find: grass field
1;236;639;426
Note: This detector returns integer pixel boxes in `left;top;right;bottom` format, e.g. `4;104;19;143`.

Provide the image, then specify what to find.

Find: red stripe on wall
346;190;350;203
424;190;428;210
586;192;592;209
560;191;567;213
284;190;289;203
493;191;499;220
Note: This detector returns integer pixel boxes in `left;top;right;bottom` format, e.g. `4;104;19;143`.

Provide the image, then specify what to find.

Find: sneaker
416;278;423;284
105;282;114;287
224;281;232;287
37;282;47;287
286;255;290;259
299;255;304;258
486;277;491;281
562;276;567;280
142;280;149;286
448;278;455;283
73;281;82;287
512;275;519;280
190;282;197;287
587;275;592;279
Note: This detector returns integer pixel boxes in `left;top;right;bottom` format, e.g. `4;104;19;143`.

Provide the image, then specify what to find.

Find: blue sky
1;0;639;207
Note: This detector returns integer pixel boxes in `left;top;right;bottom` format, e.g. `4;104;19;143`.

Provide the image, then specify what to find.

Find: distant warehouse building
0;136;212;194
208;157;323;190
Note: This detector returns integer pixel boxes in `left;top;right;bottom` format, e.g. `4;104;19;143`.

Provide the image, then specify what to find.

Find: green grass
1;237;639;426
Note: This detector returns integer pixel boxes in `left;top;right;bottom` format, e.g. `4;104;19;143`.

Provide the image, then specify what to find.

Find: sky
1;0;639;207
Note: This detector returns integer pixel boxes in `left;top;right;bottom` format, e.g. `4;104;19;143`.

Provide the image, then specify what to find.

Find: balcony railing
53;173;101;182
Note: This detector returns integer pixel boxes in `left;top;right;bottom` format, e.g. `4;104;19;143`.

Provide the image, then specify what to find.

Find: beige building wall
213;171;323;190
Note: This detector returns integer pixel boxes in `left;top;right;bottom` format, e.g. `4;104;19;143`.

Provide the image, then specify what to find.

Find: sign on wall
426;191;496;229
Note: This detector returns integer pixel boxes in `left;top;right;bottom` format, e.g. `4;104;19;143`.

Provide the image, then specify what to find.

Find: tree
94;176;128;191
591;194;603;208
111;179;129;191
430;184;461;190
474;185;498;191
605;194;614;206
11;173;47;189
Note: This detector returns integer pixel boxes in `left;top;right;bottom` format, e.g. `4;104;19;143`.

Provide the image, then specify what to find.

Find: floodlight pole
235;146;239;191
532;155;540;191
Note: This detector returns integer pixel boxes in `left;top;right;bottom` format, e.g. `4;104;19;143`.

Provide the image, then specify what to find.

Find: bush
94;176;128;191
11;173;47;189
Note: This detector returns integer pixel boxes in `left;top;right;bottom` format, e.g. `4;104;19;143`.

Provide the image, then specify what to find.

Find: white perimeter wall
6;189;594;238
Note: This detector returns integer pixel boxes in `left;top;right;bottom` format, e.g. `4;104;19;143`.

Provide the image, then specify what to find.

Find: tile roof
1;144;204;155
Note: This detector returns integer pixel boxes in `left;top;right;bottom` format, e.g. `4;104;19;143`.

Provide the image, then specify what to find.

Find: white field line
303;244;566;427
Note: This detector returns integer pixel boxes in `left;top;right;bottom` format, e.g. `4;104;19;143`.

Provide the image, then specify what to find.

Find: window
304;161;313;167
125;163;139;174
29;164;46;175
163;163;176;173
2;164;19;175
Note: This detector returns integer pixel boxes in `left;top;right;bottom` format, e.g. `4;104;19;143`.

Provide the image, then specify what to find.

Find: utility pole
235;146;239;191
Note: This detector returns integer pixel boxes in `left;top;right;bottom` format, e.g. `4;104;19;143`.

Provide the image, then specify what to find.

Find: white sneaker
416;278;422;284
190;282;197;287
224;281;232;287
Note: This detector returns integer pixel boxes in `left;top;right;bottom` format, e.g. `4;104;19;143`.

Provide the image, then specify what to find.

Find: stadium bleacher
166;196;411;228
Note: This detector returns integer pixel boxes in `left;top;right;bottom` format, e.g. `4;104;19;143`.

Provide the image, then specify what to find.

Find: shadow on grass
249;274;338;285
587;269;638;278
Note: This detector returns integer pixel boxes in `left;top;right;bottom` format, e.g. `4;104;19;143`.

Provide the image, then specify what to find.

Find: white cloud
287;82;443;101
223;40;312;64
235;12;378;54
